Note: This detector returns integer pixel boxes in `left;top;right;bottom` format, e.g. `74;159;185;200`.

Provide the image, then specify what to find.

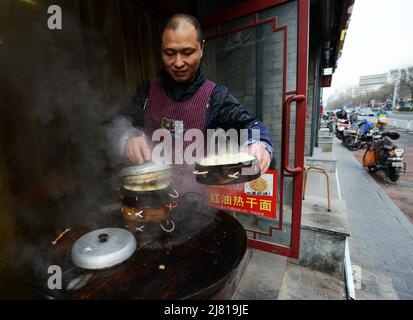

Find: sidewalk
232;135;413;300
232;145;348;300
334;138;413;300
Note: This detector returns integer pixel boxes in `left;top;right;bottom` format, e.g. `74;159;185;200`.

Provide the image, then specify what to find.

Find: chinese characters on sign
205;171;277;219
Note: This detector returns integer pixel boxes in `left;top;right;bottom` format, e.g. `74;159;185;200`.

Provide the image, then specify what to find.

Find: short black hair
162;13;203;43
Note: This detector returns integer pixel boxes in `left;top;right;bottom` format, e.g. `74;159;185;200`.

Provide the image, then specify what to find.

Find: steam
108;116;145;165
0;6;130;286
0;4;242;297
133;197;217;250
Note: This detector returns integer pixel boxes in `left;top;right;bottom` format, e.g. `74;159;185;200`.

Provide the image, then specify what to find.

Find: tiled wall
203;0;300;170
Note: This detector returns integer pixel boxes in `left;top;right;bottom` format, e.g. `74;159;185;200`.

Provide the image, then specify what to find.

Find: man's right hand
125;136;152;164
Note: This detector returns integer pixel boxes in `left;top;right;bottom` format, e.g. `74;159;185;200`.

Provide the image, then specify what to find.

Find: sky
323;0;413;105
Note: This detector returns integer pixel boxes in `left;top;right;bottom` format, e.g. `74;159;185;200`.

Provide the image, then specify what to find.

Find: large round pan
34;207;248;300
194;154;261;185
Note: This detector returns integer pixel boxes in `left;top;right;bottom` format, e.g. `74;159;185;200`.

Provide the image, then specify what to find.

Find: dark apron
144;78;216;196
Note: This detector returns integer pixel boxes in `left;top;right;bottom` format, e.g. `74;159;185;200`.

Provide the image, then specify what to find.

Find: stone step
318;135;334;153
318;136;334;142
319;128;332;137
278;263;346;300
305;153;337;173
320;120;329;128
289;196;349;279
301;196;349;235
318;141;333;153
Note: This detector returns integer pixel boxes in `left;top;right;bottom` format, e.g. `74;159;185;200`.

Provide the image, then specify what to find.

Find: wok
32;203;247;300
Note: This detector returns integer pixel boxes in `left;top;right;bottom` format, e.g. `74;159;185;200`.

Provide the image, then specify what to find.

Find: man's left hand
247;143;271;173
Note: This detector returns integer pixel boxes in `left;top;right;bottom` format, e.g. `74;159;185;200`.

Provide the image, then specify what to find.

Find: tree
371;84;393;103
327;84;394;110
400;67;413;106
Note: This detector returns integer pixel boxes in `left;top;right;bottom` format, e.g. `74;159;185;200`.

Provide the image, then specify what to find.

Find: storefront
0;0;352;298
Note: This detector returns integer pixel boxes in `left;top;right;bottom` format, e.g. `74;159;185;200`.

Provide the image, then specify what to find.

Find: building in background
352;73;388;97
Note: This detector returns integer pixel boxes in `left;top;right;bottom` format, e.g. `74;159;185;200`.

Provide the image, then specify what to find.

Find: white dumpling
199;152;255;166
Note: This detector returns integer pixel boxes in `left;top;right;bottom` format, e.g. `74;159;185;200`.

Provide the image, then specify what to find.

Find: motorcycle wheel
336;131;344;140
387;167;400;182
351;144;361;151
343;136;357;150
368;166;378;173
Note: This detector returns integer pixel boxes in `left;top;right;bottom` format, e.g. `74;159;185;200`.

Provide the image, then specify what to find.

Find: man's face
162;25;203;83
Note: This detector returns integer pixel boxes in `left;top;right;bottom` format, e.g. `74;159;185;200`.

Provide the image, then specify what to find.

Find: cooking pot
35;206;247;300
121;204;173;223
119;187;178;223
119;187;178;207
119;162;172;192
194;153;261;185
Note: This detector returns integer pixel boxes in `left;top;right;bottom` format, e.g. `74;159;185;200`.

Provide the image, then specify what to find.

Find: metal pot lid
119;162;171;178
71;228;137;270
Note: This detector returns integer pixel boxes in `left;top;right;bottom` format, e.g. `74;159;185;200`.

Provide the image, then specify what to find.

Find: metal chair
302;166;332;212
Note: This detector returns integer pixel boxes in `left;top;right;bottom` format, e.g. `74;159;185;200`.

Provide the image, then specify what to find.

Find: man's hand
125;136;151;164
247;143;271;173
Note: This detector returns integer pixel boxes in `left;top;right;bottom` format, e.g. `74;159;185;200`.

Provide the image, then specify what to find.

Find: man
376;107;388;117
111;14;273;194
336;107;348;120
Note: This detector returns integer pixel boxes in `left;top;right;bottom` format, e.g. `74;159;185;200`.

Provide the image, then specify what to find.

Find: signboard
205;171;278;219
321;75;332;87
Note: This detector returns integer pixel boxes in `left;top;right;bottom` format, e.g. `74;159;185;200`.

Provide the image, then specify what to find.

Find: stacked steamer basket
118;162;179;233
193;152;261;185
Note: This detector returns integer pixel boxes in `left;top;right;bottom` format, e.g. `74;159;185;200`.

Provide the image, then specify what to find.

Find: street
352;131;413;223
388;112;413;121
357;111;413;121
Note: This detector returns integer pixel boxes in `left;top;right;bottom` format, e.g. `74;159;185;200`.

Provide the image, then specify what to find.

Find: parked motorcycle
327;114;336;135
363;131;407;182
343;119;376;151
335;118;351;140
342;124;358;150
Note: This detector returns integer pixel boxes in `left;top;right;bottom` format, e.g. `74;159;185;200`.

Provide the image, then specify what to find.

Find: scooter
342;119;376;151
335;118;351;140
327;114;336;135
342;124;358;150
363;131;407;182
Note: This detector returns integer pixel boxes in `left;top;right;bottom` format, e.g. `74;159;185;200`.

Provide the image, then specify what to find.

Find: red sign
205;171;277;219
321;75;332;87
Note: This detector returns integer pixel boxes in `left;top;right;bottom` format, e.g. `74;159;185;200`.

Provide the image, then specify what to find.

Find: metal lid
119;162;171;178
71;228;137;270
